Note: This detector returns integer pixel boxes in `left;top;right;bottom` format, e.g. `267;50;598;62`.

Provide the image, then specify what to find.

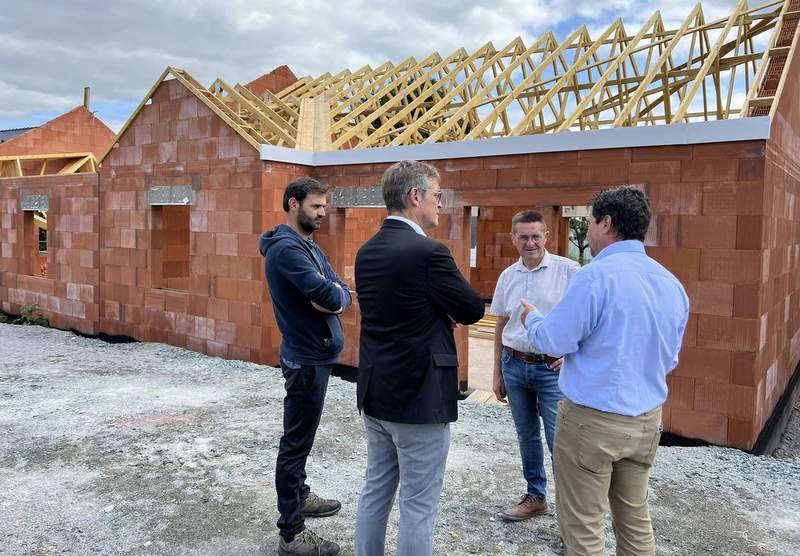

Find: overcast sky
0;0;745;132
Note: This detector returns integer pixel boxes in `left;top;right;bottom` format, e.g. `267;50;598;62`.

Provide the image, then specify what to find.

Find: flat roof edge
261;117;771;167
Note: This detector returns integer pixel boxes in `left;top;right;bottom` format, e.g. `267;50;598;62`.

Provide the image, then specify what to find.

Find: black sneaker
278;528;340;556
300;492;341;518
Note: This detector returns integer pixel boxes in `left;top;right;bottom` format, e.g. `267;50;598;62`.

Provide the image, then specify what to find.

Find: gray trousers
355;415;450;556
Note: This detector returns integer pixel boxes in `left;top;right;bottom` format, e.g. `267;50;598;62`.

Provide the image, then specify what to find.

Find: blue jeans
501;349;564;501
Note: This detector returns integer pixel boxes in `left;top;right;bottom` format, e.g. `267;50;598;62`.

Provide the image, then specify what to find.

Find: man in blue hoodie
259;177;351;556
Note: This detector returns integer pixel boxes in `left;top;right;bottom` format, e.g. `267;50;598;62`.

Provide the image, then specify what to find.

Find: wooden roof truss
0;152;97;178
105;0;799;156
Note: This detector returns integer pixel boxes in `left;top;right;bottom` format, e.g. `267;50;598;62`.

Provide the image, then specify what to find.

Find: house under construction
1;0;799;451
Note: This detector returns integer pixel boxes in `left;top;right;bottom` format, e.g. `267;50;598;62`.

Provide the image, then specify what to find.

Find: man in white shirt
491;210;580;521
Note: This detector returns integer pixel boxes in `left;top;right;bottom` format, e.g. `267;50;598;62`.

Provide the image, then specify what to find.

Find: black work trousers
276;361;331;540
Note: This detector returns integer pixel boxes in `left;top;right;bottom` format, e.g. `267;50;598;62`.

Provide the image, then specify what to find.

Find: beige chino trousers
554;398;662;556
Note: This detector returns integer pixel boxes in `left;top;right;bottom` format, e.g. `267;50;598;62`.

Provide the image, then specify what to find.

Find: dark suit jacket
355;219;485;424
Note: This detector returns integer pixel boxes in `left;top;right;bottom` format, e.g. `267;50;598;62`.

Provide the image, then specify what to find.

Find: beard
297;211;322;234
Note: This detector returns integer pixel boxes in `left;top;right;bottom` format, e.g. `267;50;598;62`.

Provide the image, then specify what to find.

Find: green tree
569;217;590;265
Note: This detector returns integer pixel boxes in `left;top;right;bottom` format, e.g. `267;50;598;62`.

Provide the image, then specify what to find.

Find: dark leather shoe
300;492;341;517
501;494;548;521
278;528;340;556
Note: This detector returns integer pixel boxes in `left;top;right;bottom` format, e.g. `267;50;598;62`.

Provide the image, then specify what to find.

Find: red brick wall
98;78;273;362
0;106;115;158
751;39;800;450
646;141;767;449
245;65;299;98
0;174;99;334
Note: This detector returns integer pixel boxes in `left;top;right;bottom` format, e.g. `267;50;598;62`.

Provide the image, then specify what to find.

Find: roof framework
106;0;800;156
0;153;97;178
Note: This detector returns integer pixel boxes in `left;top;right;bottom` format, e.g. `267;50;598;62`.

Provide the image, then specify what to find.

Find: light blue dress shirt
524;240;689;416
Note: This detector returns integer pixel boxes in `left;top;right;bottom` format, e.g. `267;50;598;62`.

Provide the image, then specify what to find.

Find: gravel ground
1;323;798;555
773;397;800;459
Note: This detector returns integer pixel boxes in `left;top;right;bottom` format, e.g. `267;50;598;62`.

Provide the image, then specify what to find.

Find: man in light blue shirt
521;186;689;556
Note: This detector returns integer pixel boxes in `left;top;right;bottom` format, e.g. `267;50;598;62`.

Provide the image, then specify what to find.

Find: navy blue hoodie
259;224;351;365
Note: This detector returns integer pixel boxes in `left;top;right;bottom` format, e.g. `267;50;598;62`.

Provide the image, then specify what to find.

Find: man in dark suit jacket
353;160;484;556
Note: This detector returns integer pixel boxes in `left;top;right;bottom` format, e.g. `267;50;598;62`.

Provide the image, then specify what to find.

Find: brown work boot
278;528;340;556
300;492;341;517
501;493;548;521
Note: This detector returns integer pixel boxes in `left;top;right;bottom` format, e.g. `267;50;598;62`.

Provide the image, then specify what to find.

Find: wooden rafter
0;153;97;178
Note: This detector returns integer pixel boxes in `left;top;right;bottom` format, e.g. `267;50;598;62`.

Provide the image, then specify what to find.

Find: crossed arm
280;244;352;314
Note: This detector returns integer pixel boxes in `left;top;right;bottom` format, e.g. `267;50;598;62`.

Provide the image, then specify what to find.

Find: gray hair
381;160;440;212
511;210;546;234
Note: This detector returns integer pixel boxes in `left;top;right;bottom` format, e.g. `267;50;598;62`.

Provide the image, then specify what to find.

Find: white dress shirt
490;250;580;353
386;215;426;236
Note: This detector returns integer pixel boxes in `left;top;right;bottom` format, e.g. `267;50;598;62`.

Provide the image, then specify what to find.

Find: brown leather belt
504;347;559;366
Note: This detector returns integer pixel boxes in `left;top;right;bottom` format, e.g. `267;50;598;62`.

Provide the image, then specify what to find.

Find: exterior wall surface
0;106;115;158
245;65;299;99
752;36;800;449
0;173;99;334
98;78;273;363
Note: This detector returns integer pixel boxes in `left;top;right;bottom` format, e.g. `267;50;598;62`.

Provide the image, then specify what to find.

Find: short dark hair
511;210;546;234
381;160;440;212
283;177;327;212
590;186;651;241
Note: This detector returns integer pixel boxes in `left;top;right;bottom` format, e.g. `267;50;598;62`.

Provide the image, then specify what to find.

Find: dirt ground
1;323;799;555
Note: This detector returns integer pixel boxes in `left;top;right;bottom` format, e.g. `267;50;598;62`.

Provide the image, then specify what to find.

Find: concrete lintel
148;185;196;206
21;195;49;211
260;117;771;167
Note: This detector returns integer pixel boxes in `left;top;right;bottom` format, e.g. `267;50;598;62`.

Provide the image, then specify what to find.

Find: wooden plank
334;49;474;148
508;21;622;136
613;4;703;127
0;152;94;161
739;0;790;116
170;69;263;150
211;78;296;146
412;35;552;145
462;26;590;140
770;0;800;117
329;56;425;135
57;155;92;175
557;12;661;131
672;0;746;122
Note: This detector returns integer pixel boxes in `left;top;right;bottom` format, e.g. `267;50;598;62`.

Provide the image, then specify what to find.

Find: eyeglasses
515;234;544;243
411;187;444;201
